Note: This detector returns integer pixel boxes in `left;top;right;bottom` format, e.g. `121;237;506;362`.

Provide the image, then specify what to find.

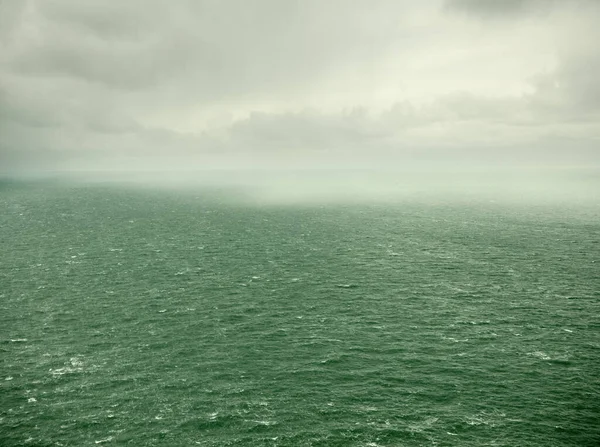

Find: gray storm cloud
0;0;599;174
444;0;555;17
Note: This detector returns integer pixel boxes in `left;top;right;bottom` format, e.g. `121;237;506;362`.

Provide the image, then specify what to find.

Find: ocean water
1;181;599;446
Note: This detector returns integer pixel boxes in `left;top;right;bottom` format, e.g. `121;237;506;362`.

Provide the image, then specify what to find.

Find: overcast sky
1;0;599;173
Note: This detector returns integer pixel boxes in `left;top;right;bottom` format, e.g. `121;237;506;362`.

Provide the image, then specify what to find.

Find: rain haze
0;0;598;201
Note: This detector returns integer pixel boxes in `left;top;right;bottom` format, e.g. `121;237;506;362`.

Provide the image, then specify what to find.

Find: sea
1;178;599;446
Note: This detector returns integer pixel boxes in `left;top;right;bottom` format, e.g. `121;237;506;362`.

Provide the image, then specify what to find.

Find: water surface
1;182;599;446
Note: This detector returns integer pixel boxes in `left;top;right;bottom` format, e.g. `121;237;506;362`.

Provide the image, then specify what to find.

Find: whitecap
70;357;83;367
443;336;469;343
50;367;79;376
464;410;505;427
530;351;551;360
250;420;277;426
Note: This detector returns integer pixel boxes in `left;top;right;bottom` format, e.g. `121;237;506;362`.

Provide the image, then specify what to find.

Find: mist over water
5;165;598;207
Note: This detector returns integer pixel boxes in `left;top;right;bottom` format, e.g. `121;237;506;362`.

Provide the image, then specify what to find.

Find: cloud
1;0;599;174
443;0;556;18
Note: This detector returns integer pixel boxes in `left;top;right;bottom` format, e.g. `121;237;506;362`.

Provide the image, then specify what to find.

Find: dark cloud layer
444;0;556;18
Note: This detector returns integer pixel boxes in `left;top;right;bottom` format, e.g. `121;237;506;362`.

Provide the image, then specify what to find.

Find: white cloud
0;0;598;173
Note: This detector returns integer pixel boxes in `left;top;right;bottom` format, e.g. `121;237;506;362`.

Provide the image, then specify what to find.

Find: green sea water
1;181;599;446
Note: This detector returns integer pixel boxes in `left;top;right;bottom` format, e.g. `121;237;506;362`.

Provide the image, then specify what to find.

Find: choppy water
1;182;599;446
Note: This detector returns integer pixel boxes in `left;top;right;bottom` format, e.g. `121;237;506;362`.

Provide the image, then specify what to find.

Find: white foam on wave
70;357;83;367
530;351;551;360
442;336;469;343
250;420;277;426
50;356;85;376
464;410;506;427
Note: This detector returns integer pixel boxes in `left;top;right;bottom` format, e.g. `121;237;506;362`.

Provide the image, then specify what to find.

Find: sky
0;0;599;174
